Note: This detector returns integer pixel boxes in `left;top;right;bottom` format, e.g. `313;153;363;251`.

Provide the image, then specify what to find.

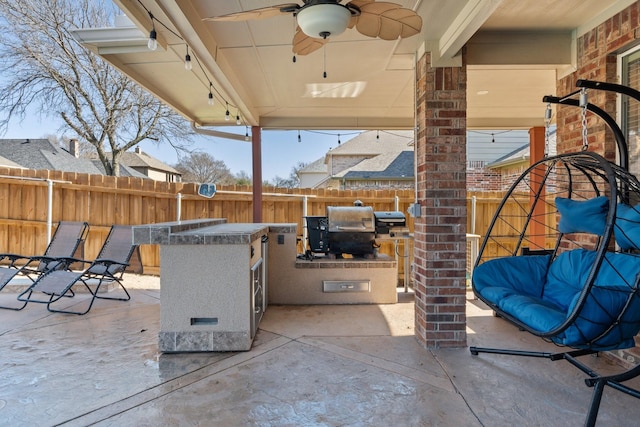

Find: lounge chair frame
17;225;140;315
0;221;89;310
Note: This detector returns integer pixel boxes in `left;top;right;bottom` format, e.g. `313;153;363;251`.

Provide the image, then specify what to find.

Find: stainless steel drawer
322;280;370;293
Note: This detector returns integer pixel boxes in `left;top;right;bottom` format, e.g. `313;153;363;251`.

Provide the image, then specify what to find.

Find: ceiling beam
437;0;505;61
466;31;574;68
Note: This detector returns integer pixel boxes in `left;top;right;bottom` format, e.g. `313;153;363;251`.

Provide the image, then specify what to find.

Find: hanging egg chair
470;80;640;427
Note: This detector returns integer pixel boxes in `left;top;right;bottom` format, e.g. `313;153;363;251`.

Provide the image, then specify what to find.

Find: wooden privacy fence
0;167;548;276
467;191;558;259
0;168;417;276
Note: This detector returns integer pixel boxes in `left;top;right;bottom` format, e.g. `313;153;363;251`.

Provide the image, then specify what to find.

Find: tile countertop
133;219;297;245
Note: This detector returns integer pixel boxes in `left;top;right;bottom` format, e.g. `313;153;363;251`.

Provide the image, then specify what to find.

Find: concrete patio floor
2;276;640;426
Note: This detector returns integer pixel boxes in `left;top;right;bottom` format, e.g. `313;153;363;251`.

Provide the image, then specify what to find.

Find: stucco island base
267;229;398;305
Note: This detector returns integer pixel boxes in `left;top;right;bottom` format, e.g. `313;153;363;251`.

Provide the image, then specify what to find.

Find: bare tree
0;0;193;176
268;161;307;188
234;170;252;186
174;152;234;184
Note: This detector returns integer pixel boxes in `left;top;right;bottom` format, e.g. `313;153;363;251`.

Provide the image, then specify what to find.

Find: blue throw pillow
556;196;608;235
615;203;640;250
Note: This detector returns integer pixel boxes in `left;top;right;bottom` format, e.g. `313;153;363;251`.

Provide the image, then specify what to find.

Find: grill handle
336;225;370;231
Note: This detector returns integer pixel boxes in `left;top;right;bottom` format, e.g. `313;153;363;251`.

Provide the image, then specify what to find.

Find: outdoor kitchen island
133;218;398;352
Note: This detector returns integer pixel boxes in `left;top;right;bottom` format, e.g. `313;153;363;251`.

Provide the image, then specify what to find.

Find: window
620;47;640;177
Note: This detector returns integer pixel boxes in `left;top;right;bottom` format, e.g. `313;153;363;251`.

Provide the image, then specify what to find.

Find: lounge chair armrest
91;258;130;268
0;253;30;264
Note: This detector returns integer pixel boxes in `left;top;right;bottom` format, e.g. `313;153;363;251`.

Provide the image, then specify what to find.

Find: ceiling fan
205;0;423;57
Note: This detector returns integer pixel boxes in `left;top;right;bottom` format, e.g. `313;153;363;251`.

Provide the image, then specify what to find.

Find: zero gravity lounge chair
17;225;141;315
0;221;89;310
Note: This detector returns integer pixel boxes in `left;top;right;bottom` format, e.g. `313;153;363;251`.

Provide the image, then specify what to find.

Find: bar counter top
133;219;296;245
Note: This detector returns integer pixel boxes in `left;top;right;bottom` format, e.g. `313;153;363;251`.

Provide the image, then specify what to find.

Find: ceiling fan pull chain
323;45;327;78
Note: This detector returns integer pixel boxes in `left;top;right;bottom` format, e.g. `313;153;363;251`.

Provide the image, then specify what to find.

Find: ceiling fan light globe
297;4;351;39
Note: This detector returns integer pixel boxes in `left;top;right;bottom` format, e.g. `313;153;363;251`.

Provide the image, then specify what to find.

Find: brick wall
467;167;501;191
414;51;467;348
558;2;640;366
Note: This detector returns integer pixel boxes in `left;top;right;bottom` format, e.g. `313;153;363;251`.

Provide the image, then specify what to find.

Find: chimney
135;146;142;154
69;139;79;158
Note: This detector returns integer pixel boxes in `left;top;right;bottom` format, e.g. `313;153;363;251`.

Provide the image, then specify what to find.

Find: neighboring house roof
118;148;180;174
487;129;557;168
0;139;103;174
0;154;26;169
336;151;414;180
301;157;328;174
0;138;152;178
90;160;149;179
466;130;531;164
326;130;414;158
298;130;415;188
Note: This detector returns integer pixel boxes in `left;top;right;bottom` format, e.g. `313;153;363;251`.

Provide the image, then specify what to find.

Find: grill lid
326;206;375;233
374;211;406;225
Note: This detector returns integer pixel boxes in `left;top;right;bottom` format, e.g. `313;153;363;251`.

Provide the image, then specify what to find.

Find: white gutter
190;122;249;142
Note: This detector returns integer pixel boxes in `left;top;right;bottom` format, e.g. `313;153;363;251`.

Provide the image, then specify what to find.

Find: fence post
471;195;476;235
47;179;53;244
302;195;308;252
176;193;182;221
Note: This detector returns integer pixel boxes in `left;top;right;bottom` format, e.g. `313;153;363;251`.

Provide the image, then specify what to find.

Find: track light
298;130;301;143
337;134;341;145
236;114;241;125
225;103;230;121
245;127;250;141
376;130;379;141
184;46;192;70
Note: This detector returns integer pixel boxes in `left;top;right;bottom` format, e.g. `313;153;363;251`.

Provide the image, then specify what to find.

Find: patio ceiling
74;0;636;131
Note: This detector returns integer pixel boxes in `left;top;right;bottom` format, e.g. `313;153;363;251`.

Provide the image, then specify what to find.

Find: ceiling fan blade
204;4;300;22
292;28;328;56
353;2;422;40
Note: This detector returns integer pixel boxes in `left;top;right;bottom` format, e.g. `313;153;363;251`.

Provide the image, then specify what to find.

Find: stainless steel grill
326;206;375;257
305;206;407;258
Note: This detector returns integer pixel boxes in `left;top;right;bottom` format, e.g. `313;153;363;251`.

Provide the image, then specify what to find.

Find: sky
2;114;361;182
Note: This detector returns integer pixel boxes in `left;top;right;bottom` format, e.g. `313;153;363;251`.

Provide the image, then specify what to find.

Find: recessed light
477;90;489;95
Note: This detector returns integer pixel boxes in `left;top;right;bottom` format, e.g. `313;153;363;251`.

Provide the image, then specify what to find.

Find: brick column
414;51;467;348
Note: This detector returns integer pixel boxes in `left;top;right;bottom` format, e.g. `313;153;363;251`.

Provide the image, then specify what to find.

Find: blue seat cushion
473;254;551;301
497;293;566;333
473;249;640;349
542;249;596;310
615;203;640;250
556;252;640;350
